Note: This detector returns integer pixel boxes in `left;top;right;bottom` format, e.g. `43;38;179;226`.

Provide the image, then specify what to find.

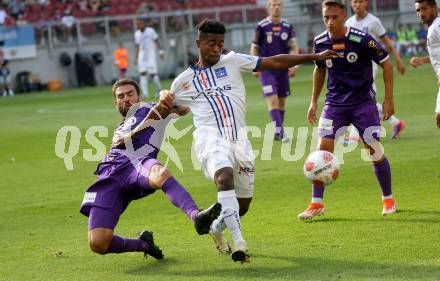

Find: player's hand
409;57;423;68
159;50;165;60
159;90;175;110
396;60;406;74
436;113;440;128
253;71;260;78
307;102;317;124
382;99;394;121
315;50;340;61
169;106;191;117
288;67;296;77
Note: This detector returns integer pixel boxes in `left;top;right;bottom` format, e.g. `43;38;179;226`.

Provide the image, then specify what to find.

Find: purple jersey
314;27;389;106
254;17;295;58
96;103;167;174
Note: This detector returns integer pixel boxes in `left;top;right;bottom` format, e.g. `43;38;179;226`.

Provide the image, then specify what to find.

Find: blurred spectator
16;13;28;25
137;0;156;15
0;5;7;25
396;24;408;56
8;0;25;20
405;23;418;56
113;42;129;79
88;0;101;13
78;0;88;11
416;23;428;53
61;9;75;42
307;32;315;54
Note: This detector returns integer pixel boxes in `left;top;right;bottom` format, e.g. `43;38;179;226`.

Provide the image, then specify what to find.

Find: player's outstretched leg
194;202;222;235
372;156;397;215
298;183;326;220
139;230;164;259
376;103;406;139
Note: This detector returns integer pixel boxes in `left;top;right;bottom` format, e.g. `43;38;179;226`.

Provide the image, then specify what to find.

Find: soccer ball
303;150;340;186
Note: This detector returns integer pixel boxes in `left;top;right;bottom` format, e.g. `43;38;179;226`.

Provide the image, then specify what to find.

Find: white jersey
345;13;386;41
134;27;158;64
427;17;440;77
171;51;261;141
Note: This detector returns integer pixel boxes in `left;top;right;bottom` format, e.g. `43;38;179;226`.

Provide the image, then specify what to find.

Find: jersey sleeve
429;27;440;76
233;52;262;72
134;32;140;45
253;25;263;46
171;78;188;107
374;19;387;38
363;34;389;64
150;28;159;41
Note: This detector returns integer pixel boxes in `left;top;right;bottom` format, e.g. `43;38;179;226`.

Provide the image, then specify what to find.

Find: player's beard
118;102;132;117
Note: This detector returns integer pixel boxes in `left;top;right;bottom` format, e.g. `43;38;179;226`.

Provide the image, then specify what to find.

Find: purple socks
106;235;149;253
312;184;325;202
162;177;199;222
373;157;392;197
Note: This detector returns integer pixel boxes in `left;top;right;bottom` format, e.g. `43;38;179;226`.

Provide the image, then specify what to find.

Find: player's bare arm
381;35;406;74
380;59;394;121
250;32;261;77
410;56;431;68
258;50;339;71
134;44;139;65
155;39;165;60
288;38;299;77
308;66;326;124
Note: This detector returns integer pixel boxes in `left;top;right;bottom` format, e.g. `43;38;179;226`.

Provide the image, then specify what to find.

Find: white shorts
138;56;157;74
194;129;255;198
436;88;440;114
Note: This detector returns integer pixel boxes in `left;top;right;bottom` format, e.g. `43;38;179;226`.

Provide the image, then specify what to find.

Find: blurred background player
134;18;164;99
80;78;221;259
251;0;299;142
411;0;440;128
345;0;406;140
166;20;337;262
0;43;13;97
298;0;397;220
113;42;129;79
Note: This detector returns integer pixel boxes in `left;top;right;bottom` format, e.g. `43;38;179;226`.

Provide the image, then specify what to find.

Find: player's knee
88;236;111;255
214;168;234;191
149;164;172;189
239;205;249;216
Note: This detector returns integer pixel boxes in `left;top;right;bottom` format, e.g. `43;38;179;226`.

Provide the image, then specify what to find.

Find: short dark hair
415;0;437;7
112;78;141;97
196;20;226;38
322;0;346;10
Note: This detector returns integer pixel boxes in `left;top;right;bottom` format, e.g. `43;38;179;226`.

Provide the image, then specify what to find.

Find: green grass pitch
1;62;439;281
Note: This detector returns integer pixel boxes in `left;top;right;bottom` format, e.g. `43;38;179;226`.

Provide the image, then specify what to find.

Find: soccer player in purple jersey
79;78;221;260
298;0;397;220
250;0;299;142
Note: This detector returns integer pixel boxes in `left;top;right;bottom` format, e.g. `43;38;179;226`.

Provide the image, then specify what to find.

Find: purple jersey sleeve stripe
253;57;262;72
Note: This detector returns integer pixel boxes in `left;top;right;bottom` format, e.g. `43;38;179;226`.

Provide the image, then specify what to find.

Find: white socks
376;103;399;126
217;190;245;247
152;74;162;94
140;75;148;98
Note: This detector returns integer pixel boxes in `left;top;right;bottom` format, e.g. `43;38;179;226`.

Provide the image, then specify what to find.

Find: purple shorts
318;101;381;143
260;71;290;98
80;157;160;230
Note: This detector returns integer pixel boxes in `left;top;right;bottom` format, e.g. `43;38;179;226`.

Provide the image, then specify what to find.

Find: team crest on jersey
123;117;137;129
326;59;333;68
266;32;273;43
368;40;383;56
281;32;288;40
347;52;358;63
182;81;190;91
214;67;228;79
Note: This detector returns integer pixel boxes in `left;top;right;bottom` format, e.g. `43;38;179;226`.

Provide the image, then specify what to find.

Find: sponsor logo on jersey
272;26;281;32
214;67;228;79
347;52;358;63
191;85;232;100
349;34;362;43
332;43;345;50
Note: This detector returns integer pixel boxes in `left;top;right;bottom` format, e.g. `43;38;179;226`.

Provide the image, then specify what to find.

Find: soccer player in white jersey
345;0;407;139
411;0;440;128
162;20;337;262
134;19;165;99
